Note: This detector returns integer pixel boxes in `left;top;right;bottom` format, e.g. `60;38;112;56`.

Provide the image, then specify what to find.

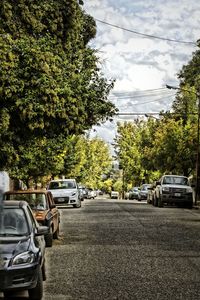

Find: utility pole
195;86;200;205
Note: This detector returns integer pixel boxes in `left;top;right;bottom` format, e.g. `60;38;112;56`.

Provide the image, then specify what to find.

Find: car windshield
49;181;76;189
141;185;151;191
163;176;189;185
0;207;29;236
5;193;47;210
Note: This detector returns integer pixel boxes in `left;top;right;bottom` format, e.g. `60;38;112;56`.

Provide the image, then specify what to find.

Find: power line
95;18;197;46
116;112;160;115
110;92;176;99
110;88;173;97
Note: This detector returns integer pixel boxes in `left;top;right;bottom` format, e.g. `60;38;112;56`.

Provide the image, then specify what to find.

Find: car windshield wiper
0;233;24;237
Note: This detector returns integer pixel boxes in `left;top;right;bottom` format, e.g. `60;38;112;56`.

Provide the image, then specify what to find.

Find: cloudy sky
83;0;200;145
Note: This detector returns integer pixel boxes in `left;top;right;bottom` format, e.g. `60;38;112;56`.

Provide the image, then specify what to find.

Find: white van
47;179;81;208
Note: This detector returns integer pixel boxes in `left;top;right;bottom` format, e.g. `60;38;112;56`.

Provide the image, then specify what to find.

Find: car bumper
139;194;148;199
0;264;39;292
161;193;193;203
53;197;79;205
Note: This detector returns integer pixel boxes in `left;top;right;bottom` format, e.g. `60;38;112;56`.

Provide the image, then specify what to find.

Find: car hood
0;236;31;260
48;188;76;196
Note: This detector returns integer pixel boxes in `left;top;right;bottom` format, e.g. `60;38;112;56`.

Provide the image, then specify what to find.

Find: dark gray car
0;201;48;299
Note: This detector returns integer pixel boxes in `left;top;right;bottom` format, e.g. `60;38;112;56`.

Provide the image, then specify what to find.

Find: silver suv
47;179;81;208
154;175;193;208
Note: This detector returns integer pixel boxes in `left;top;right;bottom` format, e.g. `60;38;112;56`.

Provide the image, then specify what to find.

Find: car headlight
12;251;36;266
162;187;170;192
186;188;193;193
71;192;77;196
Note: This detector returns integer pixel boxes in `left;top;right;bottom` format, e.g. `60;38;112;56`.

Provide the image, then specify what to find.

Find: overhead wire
95;18;197;46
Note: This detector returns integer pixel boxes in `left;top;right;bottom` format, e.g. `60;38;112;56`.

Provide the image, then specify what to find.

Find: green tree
0;0;117;180
58;136;113;189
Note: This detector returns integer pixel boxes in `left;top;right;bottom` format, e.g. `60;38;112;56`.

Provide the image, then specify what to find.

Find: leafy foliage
0;0;117;181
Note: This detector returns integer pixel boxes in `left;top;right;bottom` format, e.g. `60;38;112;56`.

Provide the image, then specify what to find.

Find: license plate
174;193;181;197
58;198;65;202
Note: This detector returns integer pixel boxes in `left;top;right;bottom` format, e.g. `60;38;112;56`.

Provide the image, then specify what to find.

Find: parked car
111;191;119;199
129;187;140;200
4;189;60;247
47;178;81;208
0;200;48;299
147;182;156;204
85;188;96;199
125;190;130;199
138;184;151;201
78;185;85;201
154;175;193;208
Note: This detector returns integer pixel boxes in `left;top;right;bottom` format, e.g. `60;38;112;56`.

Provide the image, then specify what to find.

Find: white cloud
83;0;200;143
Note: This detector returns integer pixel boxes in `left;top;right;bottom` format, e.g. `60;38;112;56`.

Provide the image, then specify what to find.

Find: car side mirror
156;181;160;185
36;226;49;236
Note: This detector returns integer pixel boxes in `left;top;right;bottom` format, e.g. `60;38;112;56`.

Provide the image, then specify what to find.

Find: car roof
163;175;187;178
3;200;28;208
4;189;49;194
49;179;76;182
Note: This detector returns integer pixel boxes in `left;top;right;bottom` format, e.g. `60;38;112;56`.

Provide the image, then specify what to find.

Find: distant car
129;187;140;200
47;179;81;208
78;186;85;201
0;200;48;300
4;189;60;247
85;188;96;199
138;184;151;201
98;190;104;195
125;190;130;199
147;182;156;204
111;191;119;199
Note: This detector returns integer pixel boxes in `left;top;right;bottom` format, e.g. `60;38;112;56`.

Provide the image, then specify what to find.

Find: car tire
158;197;163;207
3;291;13;299
42;261;47;281
73;200;81;208
28;266;43;300
154;196;158;207
186;202;193;209
53;224;59;239
45;227;53;247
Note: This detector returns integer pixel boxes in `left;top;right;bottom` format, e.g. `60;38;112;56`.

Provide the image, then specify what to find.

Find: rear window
4;193;47;210
49;181;76;189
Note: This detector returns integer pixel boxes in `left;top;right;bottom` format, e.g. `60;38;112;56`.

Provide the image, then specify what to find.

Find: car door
47;192;59;232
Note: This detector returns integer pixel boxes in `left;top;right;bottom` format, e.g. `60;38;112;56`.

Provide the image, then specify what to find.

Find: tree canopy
0;0;117;181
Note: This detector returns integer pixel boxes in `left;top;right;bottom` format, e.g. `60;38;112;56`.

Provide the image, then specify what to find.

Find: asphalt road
2;198;200;299
43;198;200;300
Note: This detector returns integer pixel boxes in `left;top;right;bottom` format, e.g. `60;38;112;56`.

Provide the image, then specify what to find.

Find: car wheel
4;291;13;299
158;197;163;207
186;202;193;209
45;226;53;247
53;224;59;239
28;266;43;300
73;200;81;208
154;196;158;207
42;261;46;281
